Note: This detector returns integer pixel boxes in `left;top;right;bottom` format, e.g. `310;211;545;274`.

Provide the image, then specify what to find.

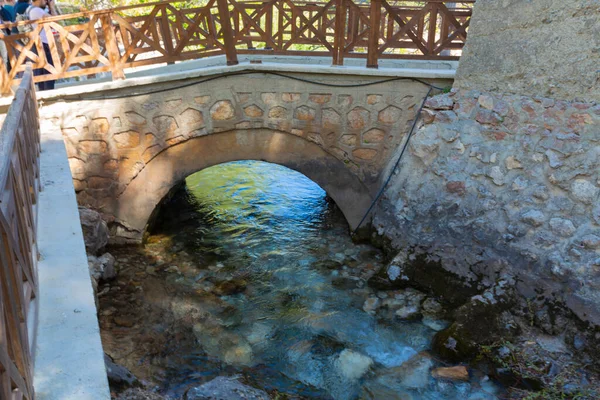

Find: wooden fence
0;0;474;93
0;69;40;400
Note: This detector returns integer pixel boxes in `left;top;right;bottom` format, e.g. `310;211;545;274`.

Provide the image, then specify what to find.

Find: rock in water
376;352;434;389
431;366;469;381
186;376;269;400
334;349;374;380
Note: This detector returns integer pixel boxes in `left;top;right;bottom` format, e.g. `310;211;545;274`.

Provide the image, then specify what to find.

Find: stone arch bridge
40;68;451;242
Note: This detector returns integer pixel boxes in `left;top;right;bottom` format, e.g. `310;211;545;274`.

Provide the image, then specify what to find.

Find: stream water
101;161;501;400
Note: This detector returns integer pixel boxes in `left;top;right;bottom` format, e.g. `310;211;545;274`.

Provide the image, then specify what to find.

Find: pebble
363;297;380;314
431;366;469;381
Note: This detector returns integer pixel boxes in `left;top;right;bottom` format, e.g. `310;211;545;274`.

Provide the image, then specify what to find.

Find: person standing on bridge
28;0;56;90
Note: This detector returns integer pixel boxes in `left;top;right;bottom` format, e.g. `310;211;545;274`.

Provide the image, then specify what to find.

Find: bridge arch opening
112;128;374;242
147;160;347;254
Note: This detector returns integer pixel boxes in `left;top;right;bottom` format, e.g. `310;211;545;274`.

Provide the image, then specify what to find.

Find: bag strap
25;6;35;19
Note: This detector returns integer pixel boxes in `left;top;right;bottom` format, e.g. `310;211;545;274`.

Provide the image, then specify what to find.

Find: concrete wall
455;0;600;102
39;71;450;240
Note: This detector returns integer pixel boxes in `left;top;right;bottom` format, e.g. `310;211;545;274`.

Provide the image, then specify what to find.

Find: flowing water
102;160;501;399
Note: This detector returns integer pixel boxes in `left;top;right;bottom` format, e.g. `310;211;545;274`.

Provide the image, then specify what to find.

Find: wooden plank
427;2;438;56
101;14;125;80
159;4;174;57
216;0;239;65
367;0;381;68
332;0;346;65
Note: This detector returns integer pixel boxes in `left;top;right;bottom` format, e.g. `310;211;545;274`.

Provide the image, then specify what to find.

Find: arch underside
113;129;375;240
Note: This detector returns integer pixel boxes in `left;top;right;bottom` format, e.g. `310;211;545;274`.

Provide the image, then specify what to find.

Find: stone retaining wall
373;89;600;325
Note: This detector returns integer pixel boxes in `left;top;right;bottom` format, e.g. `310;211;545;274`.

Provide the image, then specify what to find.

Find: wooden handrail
0;0;475;93
0;68;41;399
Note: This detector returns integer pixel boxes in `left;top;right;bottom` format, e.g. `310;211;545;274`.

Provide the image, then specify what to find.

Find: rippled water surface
108;161;500;399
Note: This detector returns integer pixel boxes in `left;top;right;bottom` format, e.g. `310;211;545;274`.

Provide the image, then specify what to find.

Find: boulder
88;252;116;282
104;353;138;389
432;281;518;362
186;376;269;400
79;207;109;254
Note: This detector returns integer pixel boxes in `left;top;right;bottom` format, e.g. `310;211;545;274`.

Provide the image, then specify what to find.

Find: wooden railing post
158;3;174;58
367;0;381;68
100;13;125;80
216;0;238;66
332;0;346;66
427;1;439;56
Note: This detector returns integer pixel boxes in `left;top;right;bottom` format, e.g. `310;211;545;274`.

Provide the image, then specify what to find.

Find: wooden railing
0;68;40;399
0;0;474;93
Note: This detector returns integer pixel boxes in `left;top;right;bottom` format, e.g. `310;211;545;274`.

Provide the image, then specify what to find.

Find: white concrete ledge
33;119;110;399
0;55;455;105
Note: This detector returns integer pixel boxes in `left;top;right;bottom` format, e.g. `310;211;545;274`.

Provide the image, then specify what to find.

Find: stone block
194;95;211;105
210;100;236;120
282;92;301;102
261;92;278;104
113;130;141;149
309;94;331;104
79;140;108;155
367;94;382;105
153;115;179;137
244;105;264;118
180;108;205;130
268;106;288;119
322;108;341;129
340;135;357;147
353;148;378;160
294;106;316;121
378;106;402;125
347;107;370;130
363;129;385;144
90;118;110;136
125;111;147;126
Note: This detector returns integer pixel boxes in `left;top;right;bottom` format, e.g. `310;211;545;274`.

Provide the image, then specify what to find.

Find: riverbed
99;161;501;399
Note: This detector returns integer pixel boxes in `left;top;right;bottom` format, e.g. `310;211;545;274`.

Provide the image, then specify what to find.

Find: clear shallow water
148;160;499;399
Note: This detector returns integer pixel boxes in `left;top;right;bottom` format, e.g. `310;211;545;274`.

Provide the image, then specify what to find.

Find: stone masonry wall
372;89;600;325
455;0;600;102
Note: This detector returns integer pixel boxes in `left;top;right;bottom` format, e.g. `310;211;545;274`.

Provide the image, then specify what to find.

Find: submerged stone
376;351;435;389
187;376;269;400
432;366;470;381
334;349;374;380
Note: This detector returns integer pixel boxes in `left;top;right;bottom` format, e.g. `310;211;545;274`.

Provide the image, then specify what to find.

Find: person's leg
42;42;55;90
31;43;43;89
0;39;8;73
